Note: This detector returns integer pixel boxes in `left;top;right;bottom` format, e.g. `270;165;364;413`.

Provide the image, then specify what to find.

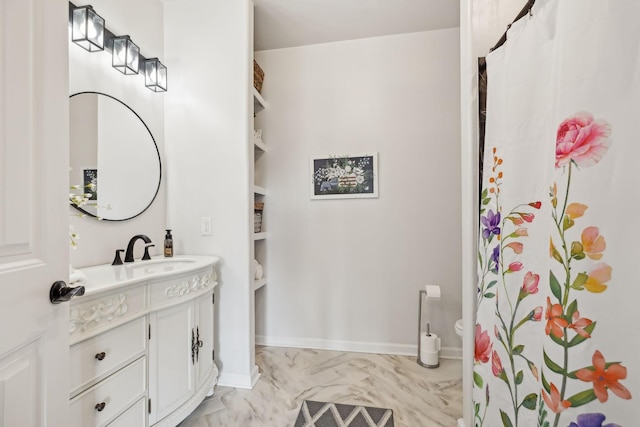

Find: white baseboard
256;335;462;360
217;364;261;389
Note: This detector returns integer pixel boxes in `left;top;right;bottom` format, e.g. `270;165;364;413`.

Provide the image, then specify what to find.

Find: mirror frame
69;91;162;221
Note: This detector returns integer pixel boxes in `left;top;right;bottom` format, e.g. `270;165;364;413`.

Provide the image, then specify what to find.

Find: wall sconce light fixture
71;5;104;52
144;58;167;92
112;35;139;75
69;2;167;92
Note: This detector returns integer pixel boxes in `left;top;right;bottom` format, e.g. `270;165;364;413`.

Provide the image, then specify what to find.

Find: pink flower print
529;362;539;380
581;226;606;260
492;350;504;377
529;201;542;209
507;216;524;226
513;228;528;237
506;242;523;254
517;212;535;223
530;306;543;321
556;112;612;168
474;324;492;364
521;271;540;294
507;262;523;273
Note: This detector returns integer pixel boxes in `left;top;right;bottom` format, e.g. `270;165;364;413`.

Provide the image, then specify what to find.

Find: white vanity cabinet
148;292;216;426
68;256;219;427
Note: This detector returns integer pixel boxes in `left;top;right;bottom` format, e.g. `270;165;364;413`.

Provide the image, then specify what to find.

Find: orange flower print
566;202;588;219
542;383;571;413
550;238;563;263
575;350;632;403
581;226;606;260
568;310;593;338
545;297;568;338
584;262;612;293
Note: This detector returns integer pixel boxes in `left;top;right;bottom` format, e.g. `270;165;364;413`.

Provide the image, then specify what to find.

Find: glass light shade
144;58;167;92
112;36;139;75
71;6;104;52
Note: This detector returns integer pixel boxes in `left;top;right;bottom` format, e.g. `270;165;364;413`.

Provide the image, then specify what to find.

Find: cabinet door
196;292;215;389
149;301;195;424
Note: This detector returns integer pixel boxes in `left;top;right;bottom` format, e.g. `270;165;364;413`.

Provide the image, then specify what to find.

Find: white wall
69;0;166;268
164;0;257;388
459;1;530;424
253;29;462;356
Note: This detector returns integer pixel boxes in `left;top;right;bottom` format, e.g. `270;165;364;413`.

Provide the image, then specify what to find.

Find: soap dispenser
164;229;173;257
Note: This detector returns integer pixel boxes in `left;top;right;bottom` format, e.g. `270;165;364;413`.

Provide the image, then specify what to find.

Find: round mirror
69;92;161;221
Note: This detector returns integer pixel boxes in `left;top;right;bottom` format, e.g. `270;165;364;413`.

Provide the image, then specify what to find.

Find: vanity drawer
70;284;147;341
70;317;147;396
70;356;146;427
106;397;147;427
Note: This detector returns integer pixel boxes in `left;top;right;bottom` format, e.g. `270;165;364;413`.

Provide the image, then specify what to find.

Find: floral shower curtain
473;1;640;426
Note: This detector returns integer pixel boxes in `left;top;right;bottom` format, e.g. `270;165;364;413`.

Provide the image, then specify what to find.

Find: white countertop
72;255;220;296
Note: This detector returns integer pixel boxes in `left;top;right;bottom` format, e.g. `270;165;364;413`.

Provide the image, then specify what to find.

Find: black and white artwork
310;153;378;199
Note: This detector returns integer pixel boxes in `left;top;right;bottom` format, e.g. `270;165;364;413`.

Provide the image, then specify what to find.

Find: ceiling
253;0;460;51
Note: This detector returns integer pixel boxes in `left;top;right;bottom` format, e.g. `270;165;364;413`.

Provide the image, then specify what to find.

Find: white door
0;0;70;425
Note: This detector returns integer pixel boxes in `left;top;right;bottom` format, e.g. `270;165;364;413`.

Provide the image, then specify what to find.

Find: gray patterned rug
294;400;394;427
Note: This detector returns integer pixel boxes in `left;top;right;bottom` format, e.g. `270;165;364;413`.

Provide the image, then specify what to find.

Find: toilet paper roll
425;284;441;300
419;332;441;367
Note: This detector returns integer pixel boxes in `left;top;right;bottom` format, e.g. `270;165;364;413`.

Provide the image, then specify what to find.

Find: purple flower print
481;210;501;239
490;245;500;274
568;413;621;427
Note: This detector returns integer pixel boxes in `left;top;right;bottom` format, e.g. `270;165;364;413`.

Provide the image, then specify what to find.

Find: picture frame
310;152;378;199
83;168;98;204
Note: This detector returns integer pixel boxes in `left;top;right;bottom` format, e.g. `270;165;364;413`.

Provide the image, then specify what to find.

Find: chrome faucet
124;234;152;262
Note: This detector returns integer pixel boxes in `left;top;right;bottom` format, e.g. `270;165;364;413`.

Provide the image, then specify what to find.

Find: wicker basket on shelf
254;202;264;233
253;60;265;93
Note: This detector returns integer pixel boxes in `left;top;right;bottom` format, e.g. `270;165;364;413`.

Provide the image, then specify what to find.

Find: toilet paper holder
417;289;440;368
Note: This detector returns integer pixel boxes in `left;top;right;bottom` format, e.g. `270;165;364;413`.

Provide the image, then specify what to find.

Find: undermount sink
123;258;198;278
76;255;219;296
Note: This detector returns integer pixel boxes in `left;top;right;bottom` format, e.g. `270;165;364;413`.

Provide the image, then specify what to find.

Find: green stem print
475;148;542;427
543;112;631;427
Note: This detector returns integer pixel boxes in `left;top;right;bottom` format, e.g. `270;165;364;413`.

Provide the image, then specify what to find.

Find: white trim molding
217;364;261;390
256;335;462;360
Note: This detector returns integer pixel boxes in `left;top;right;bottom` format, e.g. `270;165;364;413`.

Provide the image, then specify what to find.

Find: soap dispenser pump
164;229;173;257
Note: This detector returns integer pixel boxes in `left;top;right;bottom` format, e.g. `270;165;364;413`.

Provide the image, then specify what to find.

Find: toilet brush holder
417;289;441;368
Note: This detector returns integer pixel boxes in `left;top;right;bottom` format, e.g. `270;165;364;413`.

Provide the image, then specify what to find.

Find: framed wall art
310;152;378;199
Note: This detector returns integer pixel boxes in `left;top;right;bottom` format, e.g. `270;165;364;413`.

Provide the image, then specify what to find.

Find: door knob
49;280;85;304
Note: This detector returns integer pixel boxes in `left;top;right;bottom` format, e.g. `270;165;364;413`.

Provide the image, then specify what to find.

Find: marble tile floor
179;346;462;427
